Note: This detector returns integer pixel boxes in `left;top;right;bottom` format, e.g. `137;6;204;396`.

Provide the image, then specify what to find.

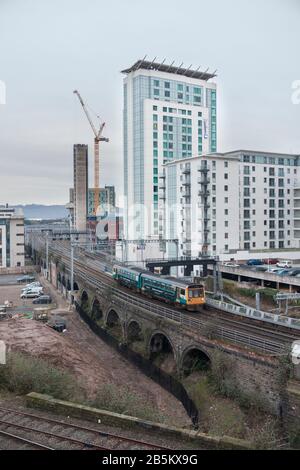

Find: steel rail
0;407;170;450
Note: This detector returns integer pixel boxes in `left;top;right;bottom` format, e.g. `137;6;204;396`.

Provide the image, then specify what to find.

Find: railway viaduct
28;242;300;429
51;260;289;418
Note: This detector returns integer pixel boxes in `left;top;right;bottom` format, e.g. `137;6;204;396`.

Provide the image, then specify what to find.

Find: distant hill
14;204;68;220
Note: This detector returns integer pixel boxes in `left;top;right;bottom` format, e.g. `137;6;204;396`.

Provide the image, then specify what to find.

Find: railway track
0;407;170;450
33;239;300;354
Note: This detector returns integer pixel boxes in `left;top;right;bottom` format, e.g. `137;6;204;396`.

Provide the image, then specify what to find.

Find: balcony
198;189;210;197
198;177;211;185
198;167;210;173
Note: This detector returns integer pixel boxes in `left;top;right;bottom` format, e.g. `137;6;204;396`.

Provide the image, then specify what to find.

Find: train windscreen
188;286;204;298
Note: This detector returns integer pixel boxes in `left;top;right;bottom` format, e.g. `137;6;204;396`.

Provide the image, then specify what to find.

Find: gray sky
0;0;299;205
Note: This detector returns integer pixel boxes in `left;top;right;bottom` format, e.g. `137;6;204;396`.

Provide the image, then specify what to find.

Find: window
165;82;170;88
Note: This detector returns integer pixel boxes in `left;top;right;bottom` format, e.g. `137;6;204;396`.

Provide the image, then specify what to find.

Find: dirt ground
0;275;190;428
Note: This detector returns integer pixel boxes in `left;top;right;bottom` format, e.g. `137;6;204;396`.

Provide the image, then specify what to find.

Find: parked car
23;281;41;290
247;259;263;266
22;286;43;295
268;267;282;273
288;269;300;277
276;260;293;269
20;291;41;299
17;275;35;284
263;258;279;265
255;266;268;272
224;262;240;267
22;283;42;292
276;269;292;276
47;316;66;333
33;295;52;305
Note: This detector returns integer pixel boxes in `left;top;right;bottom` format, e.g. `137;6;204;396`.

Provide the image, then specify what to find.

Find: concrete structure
162;150;300;275
122;59;217;261
0;205;25;268
73;144;88;232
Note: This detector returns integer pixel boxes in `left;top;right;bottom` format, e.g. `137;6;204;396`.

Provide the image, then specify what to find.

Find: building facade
88;186;116;217
162;150;300;273
0;205;25;268
73;144;88;232
122;59;217;246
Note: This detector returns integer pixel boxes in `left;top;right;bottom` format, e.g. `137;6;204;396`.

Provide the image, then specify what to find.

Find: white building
122;59;217;261
0;205;25;268
162;150;300;275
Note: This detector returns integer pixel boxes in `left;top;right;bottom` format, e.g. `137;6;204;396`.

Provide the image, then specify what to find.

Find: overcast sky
0;0;299;205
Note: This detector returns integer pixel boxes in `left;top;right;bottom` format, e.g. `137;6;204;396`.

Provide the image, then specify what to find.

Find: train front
186;284;206;306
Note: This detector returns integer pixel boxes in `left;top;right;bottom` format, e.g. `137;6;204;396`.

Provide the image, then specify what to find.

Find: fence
75;302;199;426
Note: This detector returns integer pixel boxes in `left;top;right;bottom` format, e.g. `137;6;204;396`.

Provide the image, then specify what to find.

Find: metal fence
207;296;300;331
75;302;199;426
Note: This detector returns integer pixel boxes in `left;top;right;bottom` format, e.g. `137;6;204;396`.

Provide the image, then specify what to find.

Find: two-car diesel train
112;265;205;309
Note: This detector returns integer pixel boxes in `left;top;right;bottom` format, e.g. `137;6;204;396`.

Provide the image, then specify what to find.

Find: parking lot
0;274;54;316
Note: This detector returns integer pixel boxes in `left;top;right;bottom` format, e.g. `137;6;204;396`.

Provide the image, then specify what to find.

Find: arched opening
91;298;103;321
182;348;211;376
127;320;143;343
149;332;176;374
81;290;89;312
73;282;79;292
67;279;71;291
106;309;122;337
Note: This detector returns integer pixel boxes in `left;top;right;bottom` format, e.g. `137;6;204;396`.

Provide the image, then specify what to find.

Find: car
32;295;52;305
224;262;240;267
23;281;41;290
276;260;293;269
255;266;268;272
47;316;66;333
247;259;263;266
288;269;300;277
17;275;35;284
268;267;282;273
22;283;42;292
263;258;279;265
22;286;43;295
276;269;292;276
20;291;41;299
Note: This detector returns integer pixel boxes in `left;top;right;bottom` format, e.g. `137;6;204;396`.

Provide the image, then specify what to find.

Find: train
112;265;205;309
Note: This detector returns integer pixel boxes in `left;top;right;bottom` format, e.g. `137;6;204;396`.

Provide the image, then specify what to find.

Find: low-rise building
0;205;25;268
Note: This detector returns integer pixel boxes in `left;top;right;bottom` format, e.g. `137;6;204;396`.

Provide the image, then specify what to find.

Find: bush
0;352;80;401
90;383;165;423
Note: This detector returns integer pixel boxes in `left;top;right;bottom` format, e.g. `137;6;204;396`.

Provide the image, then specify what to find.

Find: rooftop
122;59;217;81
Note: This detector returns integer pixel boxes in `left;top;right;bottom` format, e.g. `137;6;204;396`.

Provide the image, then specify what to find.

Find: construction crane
73;90;109;216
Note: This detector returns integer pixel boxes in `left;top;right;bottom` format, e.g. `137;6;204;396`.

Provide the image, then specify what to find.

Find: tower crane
73;90;109;216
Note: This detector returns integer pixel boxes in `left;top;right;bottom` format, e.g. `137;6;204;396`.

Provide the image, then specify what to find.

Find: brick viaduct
32;248;300;428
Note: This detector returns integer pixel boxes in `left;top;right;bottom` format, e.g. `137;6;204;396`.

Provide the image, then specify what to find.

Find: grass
184;370;282;448
89;383;166;423
184;373;246;438
0;352;81;401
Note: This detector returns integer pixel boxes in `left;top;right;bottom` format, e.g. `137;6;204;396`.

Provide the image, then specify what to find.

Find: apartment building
122;59;217;249
88;186;116;217
0;205;25;268
162;150;300;272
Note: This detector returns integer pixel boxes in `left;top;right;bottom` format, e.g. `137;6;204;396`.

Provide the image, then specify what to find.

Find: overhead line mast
73;90;109;216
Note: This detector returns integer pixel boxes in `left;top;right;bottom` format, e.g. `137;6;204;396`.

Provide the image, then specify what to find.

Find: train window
188;288;201;298
181;289;185;296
